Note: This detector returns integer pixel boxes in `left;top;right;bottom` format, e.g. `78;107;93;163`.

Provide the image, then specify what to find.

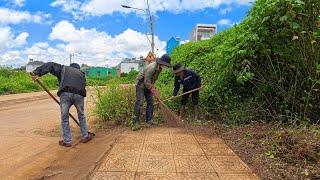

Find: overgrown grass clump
162;0;320;125
94;83;136;127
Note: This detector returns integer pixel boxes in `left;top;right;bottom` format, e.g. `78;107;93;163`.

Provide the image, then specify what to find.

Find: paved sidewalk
90;128;259;180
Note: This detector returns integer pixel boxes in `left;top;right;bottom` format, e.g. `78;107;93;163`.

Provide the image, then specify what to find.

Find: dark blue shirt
173;69;201;96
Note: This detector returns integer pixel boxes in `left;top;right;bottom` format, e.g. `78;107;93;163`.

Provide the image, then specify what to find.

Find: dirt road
0;90;117;179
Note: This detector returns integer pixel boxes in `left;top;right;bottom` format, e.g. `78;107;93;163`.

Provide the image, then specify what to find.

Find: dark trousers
181;88;199;106
134;85;154;123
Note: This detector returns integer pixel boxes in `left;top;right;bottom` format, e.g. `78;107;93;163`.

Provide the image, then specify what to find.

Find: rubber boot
194;105;201;120
180;105;186;118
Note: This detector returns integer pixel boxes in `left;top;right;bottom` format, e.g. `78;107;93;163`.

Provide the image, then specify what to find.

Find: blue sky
0;0;253;67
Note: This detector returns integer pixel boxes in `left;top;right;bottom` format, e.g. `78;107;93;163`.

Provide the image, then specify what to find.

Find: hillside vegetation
163;0;320;125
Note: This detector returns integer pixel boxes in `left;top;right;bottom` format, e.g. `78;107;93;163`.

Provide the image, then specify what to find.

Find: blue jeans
60;92;88;144
134;85;154;123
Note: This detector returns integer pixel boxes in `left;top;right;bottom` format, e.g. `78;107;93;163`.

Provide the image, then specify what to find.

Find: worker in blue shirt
172;63;202;119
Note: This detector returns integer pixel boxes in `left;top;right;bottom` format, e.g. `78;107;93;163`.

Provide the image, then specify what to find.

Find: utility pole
150;15;155;54
122;0;155;55
69;54;72;65
146;0;155;55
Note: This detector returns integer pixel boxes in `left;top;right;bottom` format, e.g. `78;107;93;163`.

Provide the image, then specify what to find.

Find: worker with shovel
172;63;202;120
134;54;171;128
31;62;93;147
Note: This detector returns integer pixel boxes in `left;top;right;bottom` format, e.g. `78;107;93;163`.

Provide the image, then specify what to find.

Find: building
190;24;217;41
26;60;44;72
81;67;117;78
118;57;145;75
166;37;181;55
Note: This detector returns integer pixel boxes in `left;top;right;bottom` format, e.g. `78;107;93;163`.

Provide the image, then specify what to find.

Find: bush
161;0;320;125
94;83;136;127
0;68;57;95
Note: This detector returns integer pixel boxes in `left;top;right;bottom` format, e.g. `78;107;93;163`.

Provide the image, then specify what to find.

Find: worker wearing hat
134;54;171;127
172;63;202;119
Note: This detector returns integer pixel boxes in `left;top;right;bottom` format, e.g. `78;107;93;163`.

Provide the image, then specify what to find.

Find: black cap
173;63;184;74
70;63;80;69
156;54;171;67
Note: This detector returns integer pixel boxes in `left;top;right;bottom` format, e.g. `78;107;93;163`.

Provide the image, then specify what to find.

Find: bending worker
134;54;171;127
32;62;93;147
172;63;202;120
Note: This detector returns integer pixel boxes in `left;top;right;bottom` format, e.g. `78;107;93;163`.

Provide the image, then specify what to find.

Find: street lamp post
121;1;155;54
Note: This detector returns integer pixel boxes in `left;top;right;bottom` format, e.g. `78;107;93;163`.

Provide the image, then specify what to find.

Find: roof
196;23;217;27
121;61;141;64
168;37;181;43
26;61;45;66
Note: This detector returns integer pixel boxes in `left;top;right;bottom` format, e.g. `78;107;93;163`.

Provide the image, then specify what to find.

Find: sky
0;0;253;67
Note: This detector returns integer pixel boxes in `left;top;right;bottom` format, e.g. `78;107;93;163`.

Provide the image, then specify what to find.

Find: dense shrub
162;0;320;125
94;83;136;126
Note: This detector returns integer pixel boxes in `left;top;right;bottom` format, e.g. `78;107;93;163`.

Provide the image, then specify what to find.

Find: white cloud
50;0;82;18
0;26;29;66
0;27;12;50
0;8;49;25
13;0;26;7
0;26;29;50
15;32;29;46
237;0;255;5
50;0;254;18
18;20;166;67
0;50;24;66
219;6;232;15
218;18;235;27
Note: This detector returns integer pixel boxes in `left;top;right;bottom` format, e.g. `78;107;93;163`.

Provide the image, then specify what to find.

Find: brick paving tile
142;143;173;155
90;128;259;180
98;153;140;172
174;156;214;173
138;155;176;173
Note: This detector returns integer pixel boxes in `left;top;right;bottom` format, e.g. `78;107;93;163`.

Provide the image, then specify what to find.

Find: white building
119;57;145;74
26;60;45;73
190;24;217;41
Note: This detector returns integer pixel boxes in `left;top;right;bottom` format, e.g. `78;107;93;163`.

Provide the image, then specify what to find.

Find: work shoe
80;133;94;143
59;140;72;147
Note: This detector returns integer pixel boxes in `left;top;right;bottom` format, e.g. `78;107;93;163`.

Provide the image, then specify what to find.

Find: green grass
0;68;112;95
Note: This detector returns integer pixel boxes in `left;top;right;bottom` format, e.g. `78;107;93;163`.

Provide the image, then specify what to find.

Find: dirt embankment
184;122;320;180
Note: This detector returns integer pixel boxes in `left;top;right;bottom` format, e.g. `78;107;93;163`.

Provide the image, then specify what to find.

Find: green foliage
0;68;57;95
161;0;320;125
94;82;135;126
0;67;114;95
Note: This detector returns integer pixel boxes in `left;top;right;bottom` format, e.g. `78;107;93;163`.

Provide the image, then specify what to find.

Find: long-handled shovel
30;73;95;136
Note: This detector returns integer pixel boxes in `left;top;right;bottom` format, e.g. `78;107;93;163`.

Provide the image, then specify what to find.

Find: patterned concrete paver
91;127;260;180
